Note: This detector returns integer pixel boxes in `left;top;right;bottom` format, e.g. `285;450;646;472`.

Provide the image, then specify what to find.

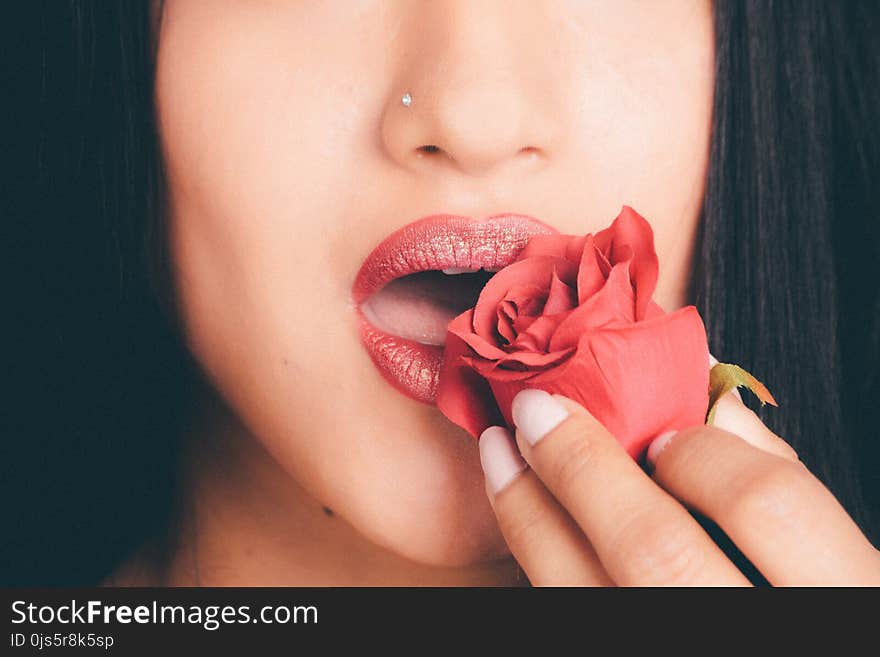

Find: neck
155;377;526;587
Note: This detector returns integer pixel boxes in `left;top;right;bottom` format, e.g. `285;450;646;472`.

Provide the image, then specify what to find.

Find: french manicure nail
479;426;528;495
646;430;679;466
511;389;570;446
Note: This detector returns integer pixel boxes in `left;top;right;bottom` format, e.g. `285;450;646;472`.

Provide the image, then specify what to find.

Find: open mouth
351;213;558;404
359;267;497;346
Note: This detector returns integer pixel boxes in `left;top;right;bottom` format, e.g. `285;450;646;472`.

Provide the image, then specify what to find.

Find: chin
363;507;513;569
338;437;510;567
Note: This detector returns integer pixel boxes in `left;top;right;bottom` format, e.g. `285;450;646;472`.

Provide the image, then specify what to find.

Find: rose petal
511;333;540;352
576;234;610;304
512;313;538;334
516;233;586;263
456;329;510;360
499;299;517;321
644;299;666;319
448;309;509;360
498;347;575;368
496;300;521;344
502;283;548;317
465;346;576;382
593;206;659;320
548;260;635;351
497;285;547;345
494;305;709;457
464;356;544;382
496;308;517;345
544;268;578;315
512;314;561;352
435;326;507;438
472;256;577;341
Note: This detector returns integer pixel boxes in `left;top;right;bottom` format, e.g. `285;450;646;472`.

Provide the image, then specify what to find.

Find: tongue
360;270;493;346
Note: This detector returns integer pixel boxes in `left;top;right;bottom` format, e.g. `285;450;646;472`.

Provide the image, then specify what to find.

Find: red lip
352;213;559;405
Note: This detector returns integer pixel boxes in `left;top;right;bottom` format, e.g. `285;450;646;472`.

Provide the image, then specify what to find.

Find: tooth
442;266;481;274
483;266;502;272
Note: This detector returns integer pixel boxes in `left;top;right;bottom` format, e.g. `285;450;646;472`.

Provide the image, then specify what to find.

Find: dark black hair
3;1;878;585
693;0;880;547
5;2;197;585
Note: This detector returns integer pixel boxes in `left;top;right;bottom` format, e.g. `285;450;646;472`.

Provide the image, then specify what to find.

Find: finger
648;425;880;586
478;426;613;586
710;393;799;461
510;390;751;586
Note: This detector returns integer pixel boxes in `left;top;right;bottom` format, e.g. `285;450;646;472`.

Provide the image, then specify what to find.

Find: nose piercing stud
401;92;412;107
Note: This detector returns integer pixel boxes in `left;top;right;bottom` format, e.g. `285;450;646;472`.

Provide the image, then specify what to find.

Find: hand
478;356;880;586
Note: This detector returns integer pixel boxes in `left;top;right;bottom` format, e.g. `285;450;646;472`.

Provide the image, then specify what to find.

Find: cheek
153;6;511;567
161;175;509;565
154;1;361;428
163;196;510;566
561;4;715;310
575;42;714;207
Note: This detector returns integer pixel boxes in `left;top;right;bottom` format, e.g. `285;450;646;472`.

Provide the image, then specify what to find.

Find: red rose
435;205;710;460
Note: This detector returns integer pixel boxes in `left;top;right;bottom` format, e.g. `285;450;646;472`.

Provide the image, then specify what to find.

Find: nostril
419;145;441;154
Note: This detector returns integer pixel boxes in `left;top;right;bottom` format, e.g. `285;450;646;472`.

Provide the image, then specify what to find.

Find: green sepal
705;362;779;425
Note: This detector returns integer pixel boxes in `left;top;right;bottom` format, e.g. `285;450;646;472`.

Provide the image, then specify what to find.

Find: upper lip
352;213;560;306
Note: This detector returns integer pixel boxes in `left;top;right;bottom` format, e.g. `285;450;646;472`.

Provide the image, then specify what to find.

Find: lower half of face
156;0;715;567
170;230;510;564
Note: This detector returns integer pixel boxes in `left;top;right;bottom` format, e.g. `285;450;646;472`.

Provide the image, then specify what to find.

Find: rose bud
435;205;711;461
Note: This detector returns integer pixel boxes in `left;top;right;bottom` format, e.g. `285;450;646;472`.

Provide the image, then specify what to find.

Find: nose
380;1;565;179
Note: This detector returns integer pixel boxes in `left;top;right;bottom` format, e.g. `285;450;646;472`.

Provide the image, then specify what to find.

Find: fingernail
479;426;528;495
511;389;570;446
646;430;679;466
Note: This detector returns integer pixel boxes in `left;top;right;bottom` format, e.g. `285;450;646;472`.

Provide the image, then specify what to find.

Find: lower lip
355;309;444;404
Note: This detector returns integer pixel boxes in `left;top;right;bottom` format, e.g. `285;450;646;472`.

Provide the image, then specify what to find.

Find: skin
109;0;876;585
485;377;880;585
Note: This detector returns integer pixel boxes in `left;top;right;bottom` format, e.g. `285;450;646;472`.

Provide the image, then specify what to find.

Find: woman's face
155;0;715;566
